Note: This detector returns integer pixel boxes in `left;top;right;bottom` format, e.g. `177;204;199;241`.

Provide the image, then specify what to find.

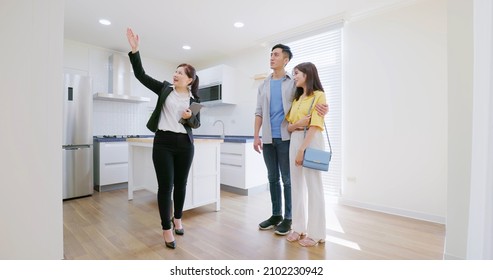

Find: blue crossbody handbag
302;98;332;172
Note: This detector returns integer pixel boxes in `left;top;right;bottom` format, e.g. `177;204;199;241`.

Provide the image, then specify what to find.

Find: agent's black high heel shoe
172;218;184;236
163;230;176;249
165;240;176;249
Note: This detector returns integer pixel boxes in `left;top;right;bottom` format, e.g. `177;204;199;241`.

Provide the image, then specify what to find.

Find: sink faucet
213;120;225;139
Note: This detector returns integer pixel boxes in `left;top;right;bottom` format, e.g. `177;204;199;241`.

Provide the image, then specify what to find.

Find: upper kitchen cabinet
197;64;238;105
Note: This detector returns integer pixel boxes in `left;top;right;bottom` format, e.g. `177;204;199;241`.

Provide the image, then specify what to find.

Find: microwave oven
198;83;222;103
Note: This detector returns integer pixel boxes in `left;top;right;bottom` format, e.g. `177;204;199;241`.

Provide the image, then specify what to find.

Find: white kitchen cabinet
220;142;268;195
197;64;237;105
93;141;129;190
127;138;222;211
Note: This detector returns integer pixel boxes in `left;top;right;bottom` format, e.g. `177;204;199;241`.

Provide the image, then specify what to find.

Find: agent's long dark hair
178;63;200;101
293;62;324;101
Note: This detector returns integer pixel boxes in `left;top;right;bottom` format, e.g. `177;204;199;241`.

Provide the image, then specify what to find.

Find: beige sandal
286;231;305;242
298;236;325;247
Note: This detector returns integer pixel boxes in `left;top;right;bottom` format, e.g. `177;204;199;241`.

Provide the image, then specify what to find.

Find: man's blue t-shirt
269;79;284;138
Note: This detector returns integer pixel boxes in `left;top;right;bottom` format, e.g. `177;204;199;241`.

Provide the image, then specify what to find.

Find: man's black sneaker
274;219;292;235
259;215;283;230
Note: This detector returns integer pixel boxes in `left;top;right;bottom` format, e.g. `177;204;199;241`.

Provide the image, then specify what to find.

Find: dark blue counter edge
195;135;255;143
93;135;153;142
94;135;255;143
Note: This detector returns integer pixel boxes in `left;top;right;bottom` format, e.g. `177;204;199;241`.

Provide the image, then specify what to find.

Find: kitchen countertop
95;135;255;143
127;137;224;144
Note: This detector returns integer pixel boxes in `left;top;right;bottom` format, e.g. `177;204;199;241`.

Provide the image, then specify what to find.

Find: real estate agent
126;27;201;249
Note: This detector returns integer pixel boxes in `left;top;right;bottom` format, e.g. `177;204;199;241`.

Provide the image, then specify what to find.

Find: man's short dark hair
272;44;293;61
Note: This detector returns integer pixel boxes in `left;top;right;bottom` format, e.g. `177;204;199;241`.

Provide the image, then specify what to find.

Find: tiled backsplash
93;100;153;135
92;100;254;137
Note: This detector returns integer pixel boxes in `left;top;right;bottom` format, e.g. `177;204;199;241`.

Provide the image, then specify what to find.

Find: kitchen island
93;135;153;192
127;137;223;211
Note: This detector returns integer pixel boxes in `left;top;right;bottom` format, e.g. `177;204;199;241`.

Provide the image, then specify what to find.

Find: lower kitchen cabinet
220;142;268;195
93;141;129;190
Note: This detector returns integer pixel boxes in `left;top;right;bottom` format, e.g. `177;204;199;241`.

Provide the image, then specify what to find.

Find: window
285;24;343;196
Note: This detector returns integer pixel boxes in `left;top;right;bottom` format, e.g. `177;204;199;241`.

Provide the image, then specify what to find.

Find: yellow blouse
286;90;326;130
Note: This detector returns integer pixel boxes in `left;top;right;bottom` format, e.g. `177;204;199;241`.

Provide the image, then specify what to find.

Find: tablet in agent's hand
189;102;203;115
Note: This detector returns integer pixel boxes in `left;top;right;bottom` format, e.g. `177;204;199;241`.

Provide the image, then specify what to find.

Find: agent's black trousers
152;130;194;230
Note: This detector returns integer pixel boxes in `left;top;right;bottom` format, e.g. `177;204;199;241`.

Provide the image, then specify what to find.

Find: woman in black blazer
126;28;200;249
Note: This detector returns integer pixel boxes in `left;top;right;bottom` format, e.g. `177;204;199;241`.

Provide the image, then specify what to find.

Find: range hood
94;53;150;103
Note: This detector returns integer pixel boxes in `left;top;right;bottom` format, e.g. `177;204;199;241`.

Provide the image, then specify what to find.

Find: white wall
0;0;64;259
64;40;175;136
340;0;448;223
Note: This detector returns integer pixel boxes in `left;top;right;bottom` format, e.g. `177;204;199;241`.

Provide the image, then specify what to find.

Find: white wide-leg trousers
289;130;327;241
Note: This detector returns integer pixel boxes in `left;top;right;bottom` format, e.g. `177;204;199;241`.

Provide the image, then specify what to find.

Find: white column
0;0;64;259
467;0;493;260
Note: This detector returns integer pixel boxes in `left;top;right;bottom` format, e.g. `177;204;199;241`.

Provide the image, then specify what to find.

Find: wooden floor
63;189;445;260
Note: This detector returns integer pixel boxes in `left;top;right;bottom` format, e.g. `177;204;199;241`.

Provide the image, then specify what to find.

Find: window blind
285;27;342;196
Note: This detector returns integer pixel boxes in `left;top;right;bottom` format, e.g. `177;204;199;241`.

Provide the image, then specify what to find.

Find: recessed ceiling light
99;19;111;25
182;45;191;50
234;22;244;28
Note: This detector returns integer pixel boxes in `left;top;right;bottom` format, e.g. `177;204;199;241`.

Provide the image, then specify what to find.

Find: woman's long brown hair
293;62;324;101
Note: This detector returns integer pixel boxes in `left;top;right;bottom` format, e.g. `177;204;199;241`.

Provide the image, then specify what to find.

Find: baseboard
221;184;268;196
339;198;446;224
94;182;128;192
443;253;463;260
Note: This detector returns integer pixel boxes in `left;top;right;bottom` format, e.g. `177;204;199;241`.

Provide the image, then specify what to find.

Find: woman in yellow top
285;62;327;247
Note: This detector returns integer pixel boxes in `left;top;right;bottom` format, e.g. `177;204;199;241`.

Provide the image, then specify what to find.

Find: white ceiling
64;0;408;65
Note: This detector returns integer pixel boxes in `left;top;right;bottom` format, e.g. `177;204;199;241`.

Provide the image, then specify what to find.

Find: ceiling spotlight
234;22;244;28
182;45;191;50
99;19;111;25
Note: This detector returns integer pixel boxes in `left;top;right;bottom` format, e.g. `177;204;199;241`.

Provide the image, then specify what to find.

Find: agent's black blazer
128;51;200;143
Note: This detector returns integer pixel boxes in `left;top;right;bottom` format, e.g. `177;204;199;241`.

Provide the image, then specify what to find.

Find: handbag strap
303;96;332;153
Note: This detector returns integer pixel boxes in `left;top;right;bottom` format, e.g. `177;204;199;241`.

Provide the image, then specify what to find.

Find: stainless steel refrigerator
62;73;93;200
